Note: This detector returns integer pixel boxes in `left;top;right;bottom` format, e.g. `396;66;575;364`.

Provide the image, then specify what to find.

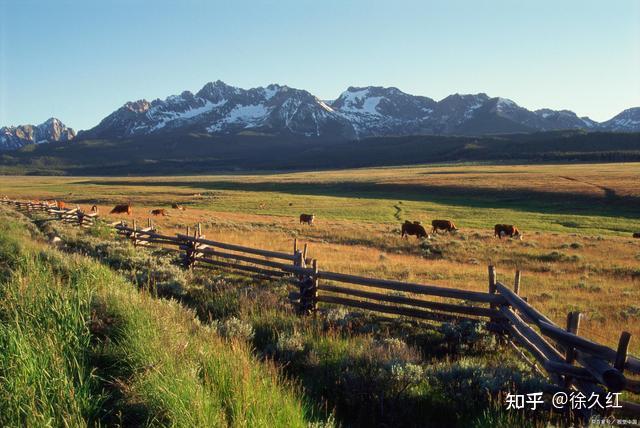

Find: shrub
276;331;306;360
438;321;497;354
419;241;444;259
430;357;549;416
216;316;255;341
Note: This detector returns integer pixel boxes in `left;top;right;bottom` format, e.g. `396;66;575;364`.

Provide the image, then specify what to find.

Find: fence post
192;223;203;269
514;270;521;295
564;311;582;388
614;332;631;372
488;265;496;295
298;259;317;315
487;265;499;330
132;219;138;247
181;225;191;268
311;259;318;313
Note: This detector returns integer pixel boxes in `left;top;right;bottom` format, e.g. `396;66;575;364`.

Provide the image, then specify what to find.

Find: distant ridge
2;82;639;151
73;81;640;141
1;118;75;150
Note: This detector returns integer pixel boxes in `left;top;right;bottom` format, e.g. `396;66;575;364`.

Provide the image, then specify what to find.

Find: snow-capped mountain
331;86;437;137
78;81;355;140
32;81;640;144
0;118;75;150
599;107;640;132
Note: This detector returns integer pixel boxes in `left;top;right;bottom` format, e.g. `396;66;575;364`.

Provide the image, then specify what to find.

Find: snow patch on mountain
207;104;270;132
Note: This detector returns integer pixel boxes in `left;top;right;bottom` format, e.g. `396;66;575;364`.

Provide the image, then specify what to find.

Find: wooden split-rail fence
2;197;639;416
5;199;98;227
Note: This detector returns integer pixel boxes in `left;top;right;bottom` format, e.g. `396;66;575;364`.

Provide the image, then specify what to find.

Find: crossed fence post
298;259;318;315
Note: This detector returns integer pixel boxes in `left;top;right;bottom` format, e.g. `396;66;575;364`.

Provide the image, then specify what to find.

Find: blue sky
1;0;639;130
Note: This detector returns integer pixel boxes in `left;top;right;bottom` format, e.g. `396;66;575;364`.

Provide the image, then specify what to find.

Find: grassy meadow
2;162;640;425
0;206;318;427
2;163;639;353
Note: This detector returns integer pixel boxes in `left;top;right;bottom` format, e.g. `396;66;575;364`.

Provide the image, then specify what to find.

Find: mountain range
0;118;75;150
1;81;639;150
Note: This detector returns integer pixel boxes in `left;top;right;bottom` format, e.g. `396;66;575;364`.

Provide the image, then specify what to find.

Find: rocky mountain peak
0;118;75;150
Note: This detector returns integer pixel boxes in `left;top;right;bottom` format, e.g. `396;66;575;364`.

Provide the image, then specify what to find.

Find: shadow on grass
74;179;640;220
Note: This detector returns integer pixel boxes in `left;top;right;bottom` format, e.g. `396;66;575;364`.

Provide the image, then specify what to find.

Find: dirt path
557;175;619;201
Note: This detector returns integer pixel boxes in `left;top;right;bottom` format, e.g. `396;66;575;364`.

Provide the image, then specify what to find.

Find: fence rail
2;197;638;415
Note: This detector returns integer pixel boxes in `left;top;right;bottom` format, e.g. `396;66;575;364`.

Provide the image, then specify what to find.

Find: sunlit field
2;162;640;353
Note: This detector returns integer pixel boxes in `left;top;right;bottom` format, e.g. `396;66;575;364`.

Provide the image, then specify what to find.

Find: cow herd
400;219;522;240
7;196;640;240
36;201;186;217
104;202;186;216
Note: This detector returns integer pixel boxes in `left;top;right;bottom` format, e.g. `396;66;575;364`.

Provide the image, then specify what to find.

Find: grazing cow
633;232;640;238
110;203;132;215
495;224;522;240
90;205;99;213
171;203;186;211
300;213;315;225
431;219;458;234
56;200;66;210
150;208;167;216
401;221;428;239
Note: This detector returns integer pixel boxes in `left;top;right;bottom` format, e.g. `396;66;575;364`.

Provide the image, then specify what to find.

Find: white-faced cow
300;213;315;225
431;219;458;234
494;224;522;240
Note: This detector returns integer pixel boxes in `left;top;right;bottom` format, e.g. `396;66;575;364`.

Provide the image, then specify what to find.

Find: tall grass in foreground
0;224;101;426
0;210;315;427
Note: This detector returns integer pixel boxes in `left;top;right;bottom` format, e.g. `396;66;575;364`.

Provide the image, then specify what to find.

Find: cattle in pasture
110;203;132;215
494;224;522;240
633;232;640;238
431;219;458;234
401;221;428;239
151;209;167;216
56;200;66;210
90;205;99;213
172;203;186;211
300;213;315;225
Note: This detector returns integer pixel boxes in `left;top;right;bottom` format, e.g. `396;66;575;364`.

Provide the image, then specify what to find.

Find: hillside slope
0;130;639;175
0;207;313;427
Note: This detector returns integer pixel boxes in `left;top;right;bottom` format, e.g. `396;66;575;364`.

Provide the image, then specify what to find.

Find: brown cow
150;209;167;216
633;232;640;238
401;221;428;239
56;200;66;210
171;203;186;211
110;203;132;215
300;213;315;225
431;219;457;234
495;224;522;240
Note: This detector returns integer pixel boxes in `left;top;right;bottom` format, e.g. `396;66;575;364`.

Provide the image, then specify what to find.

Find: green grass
37;212;564;427
0;216;102;426
0;208;315;427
